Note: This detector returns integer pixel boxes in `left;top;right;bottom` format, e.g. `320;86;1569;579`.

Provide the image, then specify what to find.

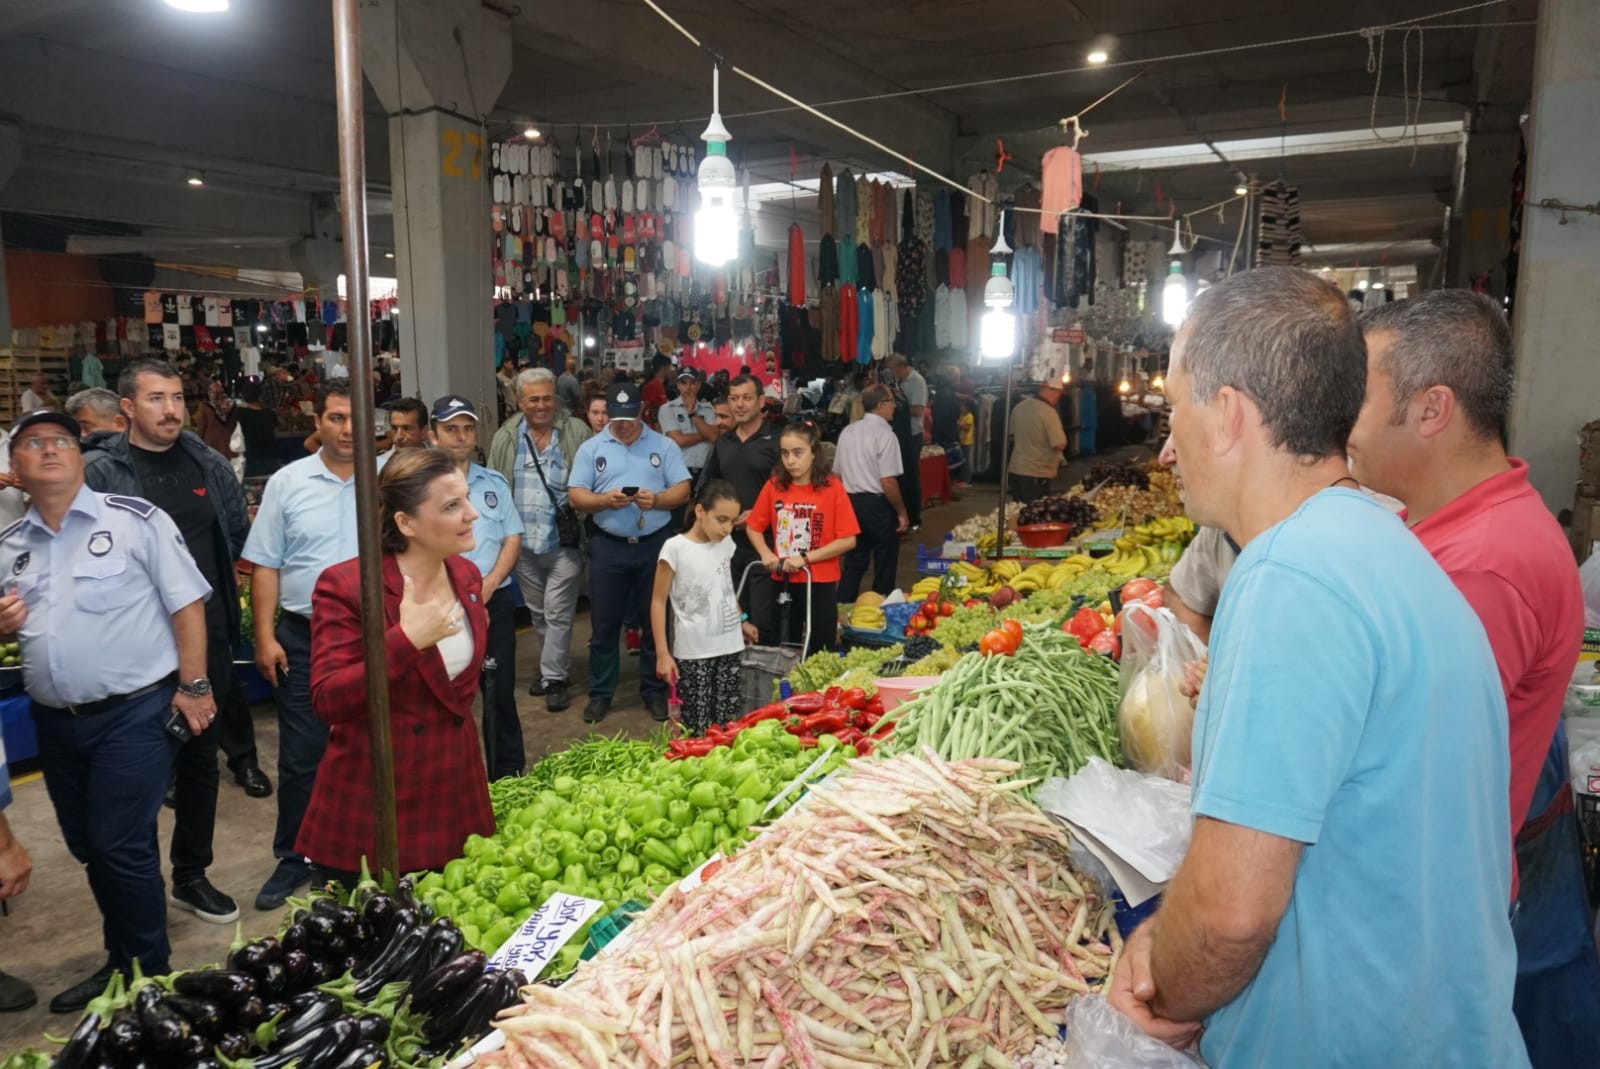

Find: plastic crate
916;542;979;575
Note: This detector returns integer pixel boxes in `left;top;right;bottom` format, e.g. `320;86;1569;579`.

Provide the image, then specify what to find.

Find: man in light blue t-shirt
1112;268;1527;1069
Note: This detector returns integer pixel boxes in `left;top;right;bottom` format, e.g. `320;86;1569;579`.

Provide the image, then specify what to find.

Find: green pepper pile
414;723;852;976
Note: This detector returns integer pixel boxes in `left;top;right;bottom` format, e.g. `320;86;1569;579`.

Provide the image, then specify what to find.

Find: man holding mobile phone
0;409;212;1014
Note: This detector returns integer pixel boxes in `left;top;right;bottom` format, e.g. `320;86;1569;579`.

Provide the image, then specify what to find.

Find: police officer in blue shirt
567;382;690;723
241;381;361;910
428;394;525;778
0;410;214;1013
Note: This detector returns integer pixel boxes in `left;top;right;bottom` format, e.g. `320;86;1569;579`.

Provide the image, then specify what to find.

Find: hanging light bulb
1151;373;1165;390
979;219;1015;361
523;125;541;141
186;171;205;187
694;64;738;267
584;335;596;349
1061;370;1072;385
1161;222;1188;328
1118;378;1132;394
1233;171;1249;197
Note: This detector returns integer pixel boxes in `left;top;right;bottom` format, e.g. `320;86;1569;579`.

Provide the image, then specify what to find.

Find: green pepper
483;917;516;952
540;828;567;853
503;843;529;869
642;818;677;841
462;833;493;859
717;836;745;857
415;871;446;896
615;853;640;878
442;858;470;892
732;773;769;802
688;822;713;854
732;796;763;831
539;879;562;901
667;798;695;828
613;818;636;847
429;890;461;919
559;839;587;870
582;828;608;853
564;863;587;889
461;923;482;948
513;804;541;829
456;885;483;908
625;796;664;827
642;863;674;886
687;781;721;810
674;831;697;862
530;853;561;880
600;846;621;868
639;838;680;870
555;810;587;837
468;902;499;933
551;775;579;797
495;884;531;914
774;731;801;753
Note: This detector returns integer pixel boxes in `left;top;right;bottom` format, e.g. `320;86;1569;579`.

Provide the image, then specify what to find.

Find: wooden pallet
0;348;73;426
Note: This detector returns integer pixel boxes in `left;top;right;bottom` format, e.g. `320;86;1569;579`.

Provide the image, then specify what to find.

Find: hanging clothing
839;223;858;285
966;236;990;305
857;289;875;366
870;182;888;245
883;184;899;246
933;284;952;349
788;224;806;306
818;163;836;238
881;243;898;298
1257;180;1303;266
1040;147;1083;234
855;177;873;247
1013;246;1043;316
835;167;857;245
950;192;969;249
820;284;840;364
855;243;877;290
839;284;859;363
932;191;952;252
949;286;968;353
966;170;999;239
818;235;839;286
915;190;935;246
1073;193;1099;307
1050;215;1078;307
897;237;928;322
872;289;892;361
948;245;966;293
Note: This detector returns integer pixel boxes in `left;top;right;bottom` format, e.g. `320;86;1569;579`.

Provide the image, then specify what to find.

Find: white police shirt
657;397;717;470
0;485;212;707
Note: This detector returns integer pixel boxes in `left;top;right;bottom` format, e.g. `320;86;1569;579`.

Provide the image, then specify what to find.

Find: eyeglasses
13;435;78;453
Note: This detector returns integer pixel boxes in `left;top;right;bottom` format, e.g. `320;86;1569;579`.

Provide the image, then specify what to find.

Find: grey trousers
515;544;585;686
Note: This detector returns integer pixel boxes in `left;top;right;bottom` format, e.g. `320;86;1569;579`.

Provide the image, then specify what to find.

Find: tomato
1088;630;1120;658
1000;618;1024;643
1064;607;1105;646
1138;588;1165;609
978;632;1003;657
1120;578;1160;602
939;602;955;617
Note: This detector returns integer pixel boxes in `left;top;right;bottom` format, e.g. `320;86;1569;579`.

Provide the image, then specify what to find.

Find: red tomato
1000;618;1024;643
1138;588;1165;609
1121;578;1160;602
978;632;1002;657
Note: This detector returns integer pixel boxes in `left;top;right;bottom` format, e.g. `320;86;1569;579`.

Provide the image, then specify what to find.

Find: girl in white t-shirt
651;480;758;735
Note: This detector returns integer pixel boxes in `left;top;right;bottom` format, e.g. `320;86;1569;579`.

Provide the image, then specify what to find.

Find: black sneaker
48;965;119;1016
582;697;610;723
254;859;312;911
172;878;241;924
527;678;545;698
232;763;272;799
644;694;669;722
0;969;36;1013
545;680;570;712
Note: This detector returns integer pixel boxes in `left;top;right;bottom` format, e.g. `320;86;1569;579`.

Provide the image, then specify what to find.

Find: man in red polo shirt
1348;289;1599;1066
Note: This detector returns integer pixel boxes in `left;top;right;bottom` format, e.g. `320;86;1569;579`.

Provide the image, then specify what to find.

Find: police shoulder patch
650;453;662;467
483;490;499;509
595;455;608;474
0;519;25;543
104;495;157;519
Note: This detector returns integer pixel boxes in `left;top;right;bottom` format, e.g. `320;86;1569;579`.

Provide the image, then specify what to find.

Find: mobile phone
165;709;193;743
621;486;640;496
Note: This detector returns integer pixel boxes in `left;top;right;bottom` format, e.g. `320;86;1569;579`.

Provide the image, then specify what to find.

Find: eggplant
133;986;190;1053
255;962;287;998
354;926;428;1001
252;1018;357;1069
407;951;486;1017
327;1042;386;1069
351;910;418;981
307;958;339;986
102;1011;143;1063
190;1060;223;1069
234;996;269;1028
394;877;419;912
274;993;341;1045
281;950;311;988
421;974;498;1046
164;995;225;1038
227;938;281;977
280;925;310;956
173;971;257;1008
352;1014;389;1045
214;1032;252;1060
178;1033;212;1062
319;935;349;961
260;1001;289;1023
54;1012;104;1069
360;894;396;937
341;955;364;977
289;909;310;926
419;920;465;976
303;913;341;947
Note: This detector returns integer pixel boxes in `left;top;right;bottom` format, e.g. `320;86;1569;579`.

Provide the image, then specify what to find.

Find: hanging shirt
948;286;968;352
966;171;999;239
787;224;806;306
856;289;875;367
932;190;952;251
818;163;835;238
948;245;966;296
1040;146;1083;233
834;167;857;244
933;285;952;349
839;285;859;363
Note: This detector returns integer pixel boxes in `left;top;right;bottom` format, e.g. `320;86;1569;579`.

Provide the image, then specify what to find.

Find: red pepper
870;719;895;739
799;711;850;735
796;734;819;747
675;738;717;757
706;728;734;747
857;709;883;730
786;692;826;714
834;727;864;747
863;695;884;716
823;686;842;704
838;688;869;711
736;702;788;728
852;737;874;756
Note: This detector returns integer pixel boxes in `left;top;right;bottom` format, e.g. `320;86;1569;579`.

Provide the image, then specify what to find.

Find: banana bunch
1047;555;1097;587
848;602;887;629
910;577;944;600
1099;544;1164;579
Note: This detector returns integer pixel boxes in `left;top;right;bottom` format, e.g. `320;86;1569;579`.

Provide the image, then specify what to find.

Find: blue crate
0;691;36;764
1112;888;1161;938
916;542;978;576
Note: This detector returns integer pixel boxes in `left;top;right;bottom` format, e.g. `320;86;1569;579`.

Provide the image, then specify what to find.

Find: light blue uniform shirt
0;485;211;707
241;451;358;616
462;463;519;588
658;397;717;470
1192;490;1526;1069
568;426;690;538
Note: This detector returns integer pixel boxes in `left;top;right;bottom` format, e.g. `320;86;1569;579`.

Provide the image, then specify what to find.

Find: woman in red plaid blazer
297;451;495;880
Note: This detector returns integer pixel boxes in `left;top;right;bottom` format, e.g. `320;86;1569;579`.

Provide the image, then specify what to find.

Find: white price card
487;892;604;975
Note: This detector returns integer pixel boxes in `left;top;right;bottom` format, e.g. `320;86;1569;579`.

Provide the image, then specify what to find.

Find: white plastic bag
1036;758;1193;893
1063;996;1207;1068
228;422;246;482
1118;604;1206;780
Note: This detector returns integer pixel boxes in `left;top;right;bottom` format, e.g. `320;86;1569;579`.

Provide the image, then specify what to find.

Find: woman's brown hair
772;420;831;490
379;448;460;554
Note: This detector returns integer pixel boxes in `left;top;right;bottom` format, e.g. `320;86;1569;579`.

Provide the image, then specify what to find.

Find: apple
990;586;1018;609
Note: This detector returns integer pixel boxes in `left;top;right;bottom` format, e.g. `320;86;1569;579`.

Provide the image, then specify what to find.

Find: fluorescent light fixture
1161;261;1188;327
1086;49;1108;64
383;251;395;259
1083;121;1465;173
523;126;541;141
165;0;229;11
584;335;597;349
186;173;204;187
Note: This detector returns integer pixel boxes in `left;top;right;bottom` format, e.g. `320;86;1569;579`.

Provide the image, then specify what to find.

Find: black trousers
170;616;250;884
209;619;258;772
839;493;901;603
898;435;923;527
1010;474;1053;504
479;585;525;780
774;578;839;660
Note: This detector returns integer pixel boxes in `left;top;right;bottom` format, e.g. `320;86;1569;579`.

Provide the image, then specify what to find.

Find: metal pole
331;0;399;879
994;357;1015;558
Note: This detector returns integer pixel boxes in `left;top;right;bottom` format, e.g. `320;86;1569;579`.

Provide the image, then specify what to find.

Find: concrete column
1507;0;1600;512
1445;104;1523;295
361;0;510;433
0;119;20;343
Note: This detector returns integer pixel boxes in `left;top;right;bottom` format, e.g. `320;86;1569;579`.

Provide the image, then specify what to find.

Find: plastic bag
1117;604;1206;780
1062;996;1206;1068
228;422;246;483
1036;758;1193;890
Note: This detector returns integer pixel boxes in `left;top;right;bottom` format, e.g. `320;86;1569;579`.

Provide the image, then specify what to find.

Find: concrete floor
0;447;1142;1050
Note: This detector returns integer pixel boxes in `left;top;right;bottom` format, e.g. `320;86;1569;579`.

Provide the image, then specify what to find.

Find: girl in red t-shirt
746;422;860;658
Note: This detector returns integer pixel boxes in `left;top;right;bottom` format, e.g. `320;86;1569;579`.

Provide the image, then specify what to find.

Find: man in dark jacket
83;358;259;925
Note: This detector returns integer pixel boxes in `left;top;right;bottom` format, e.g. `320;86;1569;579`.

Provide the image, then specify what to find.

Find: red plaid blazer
296;554;494;874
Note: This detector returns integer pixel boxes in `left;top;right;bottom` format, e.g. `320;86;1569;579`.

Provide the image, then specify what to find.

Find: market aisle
0;446;1147;1049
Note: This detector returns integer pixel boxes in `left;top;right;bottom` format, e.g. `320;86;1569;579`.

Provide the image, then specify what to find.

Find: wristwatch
178;678;213;698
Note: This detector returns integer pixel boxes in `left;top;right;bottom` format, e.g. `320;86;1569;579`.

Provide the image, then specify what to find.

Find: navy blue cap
12;409;81;441
606;382;642;420
430;395;478;423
